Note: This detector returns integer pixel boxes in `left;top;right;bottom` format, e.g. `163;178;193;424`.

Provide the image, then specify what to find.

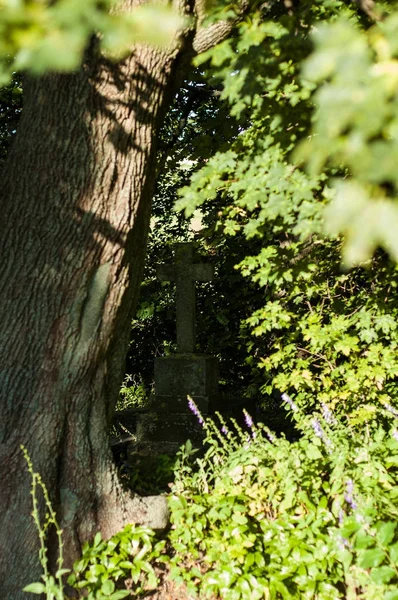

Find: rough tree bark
0;2;242;595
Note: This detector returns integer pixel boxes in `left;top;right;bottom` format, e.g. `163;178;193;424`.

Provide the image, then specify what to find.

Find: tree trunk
0;29;196;596
0;0;242;591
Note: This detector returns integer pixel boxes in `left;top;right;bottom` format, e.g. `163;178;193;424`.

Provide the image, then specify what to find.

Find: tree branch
192;0;251;54
193;19;236;53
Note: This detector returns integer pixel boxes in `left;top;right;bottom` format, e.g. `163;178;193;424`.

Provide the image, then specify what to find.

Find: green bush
23;396;398;599
68;526;165;599
168;399;398;600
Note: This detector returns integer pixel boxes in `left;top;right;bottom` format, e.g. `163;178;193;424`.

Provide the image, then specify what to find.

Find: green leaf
306;445;323;461
389;542;398;563
119;560;134;569
90;564;106;576
22;582;46;594
109;591;131;600
354;530;375;550
232;512;248;525
376;522;396;547
102;580;115;595
370;566;396;585
359;548;385;568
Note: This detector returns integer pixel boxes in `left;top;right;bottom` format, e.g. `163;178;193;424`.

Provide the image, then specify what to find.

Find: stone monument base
113;353;219;452
136;412;205;445
153;354;219;414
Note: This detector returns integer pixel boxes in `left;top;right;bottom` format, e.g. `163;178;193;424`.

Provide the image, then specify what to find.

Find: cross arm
192;263;214;282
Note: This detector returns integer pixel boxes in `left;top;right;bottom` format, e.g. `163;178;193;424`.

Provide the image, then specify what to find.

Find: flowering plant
168;396;398;599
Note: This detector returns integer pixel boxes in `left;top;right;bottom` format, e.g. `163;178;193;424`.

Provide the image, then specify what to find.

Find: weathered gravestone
135;242;219;447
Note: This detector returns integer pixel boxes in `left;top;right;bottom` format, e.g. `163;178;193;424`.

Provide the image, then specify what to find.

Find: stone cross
157;242;213;353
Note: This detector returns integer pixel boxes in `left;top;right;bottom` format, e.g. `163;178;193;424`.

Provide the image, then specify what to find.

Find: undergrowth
167;399;398;599
23;396;398;599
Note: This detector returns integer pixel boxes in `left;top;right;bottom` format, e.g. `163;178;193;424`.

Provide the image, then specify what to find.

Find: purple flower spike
281;393;298;412
344;479;357;511
221;425;228;435
244;411;254;429
338;536;351;551
336;501;345;525
265;430;274;443
312;418;323;437
321;402;336;425
188;397;204;426
311;418;332;449
243;410;256;439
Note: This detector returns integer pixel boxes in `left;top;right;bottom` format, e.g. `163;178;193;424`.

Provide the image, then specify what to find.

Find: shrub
168;399;398;599
68;526;165;599
23;396;398;599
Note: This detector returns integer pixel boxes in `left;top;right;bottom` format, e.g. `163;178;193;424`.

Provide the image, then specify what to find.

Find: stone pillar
136;242;219;447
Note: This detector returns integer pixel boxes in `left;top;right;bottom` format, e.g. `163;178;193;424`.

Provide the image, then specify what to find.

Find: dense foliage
167;401;398;599
167;0;398;421
24;401;398;599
